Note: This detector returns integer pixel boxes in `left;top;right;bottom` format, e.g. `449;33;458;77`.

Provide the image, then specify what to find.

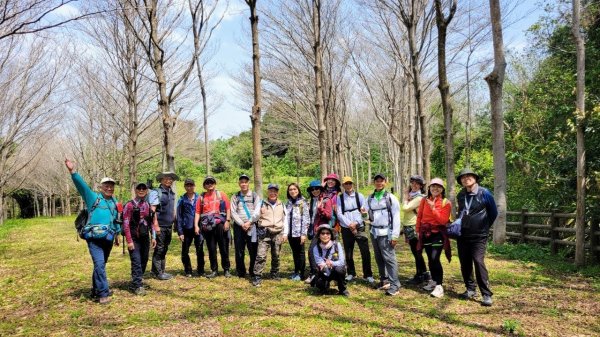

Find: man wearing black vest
336;176;374;285
230;174;261;278
150;171;179;280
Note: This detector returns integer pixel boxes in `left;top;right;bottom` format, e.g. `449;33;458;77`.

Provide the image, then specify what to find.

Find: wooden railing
505;208;600;264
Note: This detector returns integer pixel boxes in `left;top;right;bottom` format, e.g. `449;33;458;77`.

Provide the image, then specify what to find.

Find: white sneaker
422;280;437;291
304;275;315;284
365;276;375;285
430;285;444;298
345;274;354;282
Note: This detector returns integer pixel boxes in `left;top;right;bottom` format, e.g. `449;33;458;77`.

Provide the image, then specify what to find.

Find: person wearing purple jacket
455;169;498;307
311;224;348;296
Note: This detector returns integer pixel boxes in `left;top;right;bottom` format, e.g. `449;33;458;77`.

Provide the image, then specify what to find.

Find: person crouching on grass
311;224;348;296
416;178;452;298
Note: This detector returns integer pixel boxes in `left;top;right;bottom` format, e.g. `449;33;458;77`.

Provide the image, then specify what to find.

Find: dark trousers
307;237;319;275
423;232;444;285
152;226;172;275
315;265;347;293
129;236;150;288
409;237;428;275
341;227;373;278
457;236;493;296
181;228;205;275
87;238;113;298
204;223;231;272
234;225;258;277
288;236;306;277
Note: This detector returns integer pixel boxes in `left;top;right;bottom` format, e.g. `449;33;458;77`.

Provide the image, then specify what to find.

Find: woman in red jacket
416;178;451;298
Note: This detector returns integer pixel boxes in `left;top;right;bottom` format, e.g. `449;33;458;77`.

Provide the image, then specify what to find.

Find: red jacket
416;196;451;234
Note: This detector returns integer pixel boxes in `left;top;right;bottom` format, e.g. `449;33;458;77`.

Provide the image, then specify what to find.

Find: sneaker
339;290;350;297
377;282;391;291
304;275;315;284
224;270;232;278
422;280;437;291
91;289;113;299
197;270;206;277
481;295;493;306
252;277;262;287
291;274;302;281
459;289;478;300
365;276;375;285
134;287;147;296
430;285;444;298
205;271;217;279
98;296;111;305
185;273;193;278
345;274;355;282
406;274;423;285
385;289;400;296
157;273;173;281
289;273;298;280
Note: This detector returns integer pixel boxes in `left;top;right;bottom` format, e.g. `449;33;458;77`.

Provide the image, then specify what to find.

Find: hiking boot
205;271;217;279
422;280;437;291
422;271;432;282
291;274;302;281
157;273;173;281
269;272;281;280
197;270;206;277
481;295;493;306
91;289;113;299
224;270;232;278
406;273;423;285
430;285;444;298
98;296;111;305
385;289;400;296
365;276;375;285
459;290;478;300
304;275;315;284
133;287;147;296
252;277;262;287
377;282;391;291
345;274;355;282
339;290;350;297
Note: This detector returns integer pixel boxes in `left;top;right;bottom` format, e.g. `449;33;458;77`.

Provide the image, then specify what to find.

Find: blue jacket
177;193;199;235
71;173;118;231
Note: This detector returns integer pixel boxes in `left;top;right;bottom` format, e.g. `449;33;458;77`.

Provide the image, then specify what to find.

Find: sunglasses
320;232;331;236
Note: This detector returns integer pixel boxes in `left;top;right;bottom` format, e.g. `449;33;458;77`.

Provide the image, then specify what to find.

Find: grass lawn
0;217;598;336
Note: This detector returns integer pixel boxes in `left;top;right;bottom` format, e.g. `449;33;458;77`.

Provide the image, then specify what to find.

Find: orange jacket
416;196;451;234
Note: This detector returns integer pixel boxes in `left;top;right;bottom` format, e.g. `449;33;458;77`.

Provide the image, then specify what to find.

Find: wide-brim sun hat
429;177;445;189
456;168;480;184
156;172;179;182
307;179;324;193
316;224;333;236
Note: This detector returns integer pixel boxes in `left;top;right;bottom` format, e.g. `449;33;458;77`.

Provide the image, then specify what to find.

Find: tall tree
571;0;586;266
484;0;507;244
434;0;457;208
244;0;264;196
313;0;327;178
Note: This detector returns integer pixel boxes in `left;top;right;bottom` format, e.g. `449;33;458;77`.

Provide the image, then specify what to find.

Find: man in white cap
149;171;179;280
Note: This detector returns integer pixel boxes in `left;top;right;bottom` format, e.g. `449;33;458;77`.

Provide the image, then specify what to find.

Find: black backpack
74;197;102;240
340;192;361;213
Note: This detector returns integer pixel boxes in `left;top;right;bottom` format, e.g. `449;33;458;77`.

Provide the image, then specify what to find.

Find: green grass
0;217;599;336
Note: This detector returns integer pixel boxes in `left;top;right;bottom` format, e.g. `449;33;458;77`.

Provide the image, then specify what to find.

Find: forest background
0;0;599;264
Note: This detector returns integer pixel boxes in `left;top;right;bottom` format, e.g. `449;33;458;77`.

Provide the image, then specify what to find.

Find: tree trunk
484;0;507;245
312;0;327;179
435;0;457;210
572;0;586;266
0;189;4;225
200;70;210;175
248;1;264;197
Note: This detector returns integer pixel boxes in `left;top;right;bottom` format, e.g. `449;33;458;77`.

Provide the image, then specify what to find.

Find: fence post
591;219;600;264
550;208;559;255
520;208;528;244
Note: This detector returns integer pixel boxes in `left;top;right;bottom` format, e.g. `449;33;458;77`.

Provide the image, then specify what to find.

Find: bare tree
312;0;328;178
435;0;457;207
484;0;507;245
571;0;586;266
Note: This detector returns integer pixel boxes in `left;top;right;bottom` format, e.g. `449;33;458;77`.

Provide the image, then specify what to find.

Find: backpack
340;192;361;214
199;190;226;232
124;199;151;239
367;191;393;229
74;197;101;240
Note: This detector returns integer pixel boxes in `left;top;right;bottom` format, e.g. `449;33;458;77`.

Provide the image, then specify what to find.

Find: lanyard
464;195;474;215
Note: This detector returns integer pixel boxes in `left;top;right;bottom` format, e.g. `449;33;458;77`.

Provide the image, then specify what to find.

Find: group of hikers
65;159;497;307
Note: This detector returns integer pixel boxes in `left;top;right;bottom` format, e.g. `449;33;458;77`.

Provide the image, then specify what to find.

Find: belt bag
83;224;115;241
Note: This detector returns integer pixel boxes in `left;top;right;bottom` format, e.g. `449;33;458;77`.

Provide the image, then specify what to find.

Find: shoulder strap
385;192;392;229
340;192;345;213
355;192;361;210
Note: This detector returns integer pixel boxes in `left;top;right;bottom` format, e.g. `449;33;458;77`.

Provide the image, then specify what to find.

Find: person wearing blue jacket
65;159;120;305
312;224;348;296
455;169;498;307
177;179;204;277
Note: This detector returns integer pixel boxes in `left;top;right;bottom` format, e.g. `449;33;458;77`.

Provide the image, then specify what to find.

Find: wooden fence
505;208;600;264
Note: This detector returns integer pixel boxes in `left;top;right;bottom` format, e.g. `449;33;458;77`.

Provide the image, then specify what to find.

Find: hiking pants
371;234;400;292
423;232;444;285
457;236;493;297
254;232;283;277
408;236;428;276
129;236;150;288
307;236;319;275
341;226;373;278
205;223;231;272
315;265;347;293
288;236;306;277
181;228;205;275
87;238;113;298
152;226;172;275
234;224;257;277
